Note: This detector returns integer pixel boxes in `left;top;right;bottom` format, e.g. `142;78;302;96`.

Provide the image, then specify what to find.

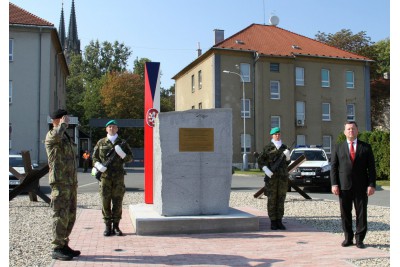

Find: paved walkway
51;207;389;267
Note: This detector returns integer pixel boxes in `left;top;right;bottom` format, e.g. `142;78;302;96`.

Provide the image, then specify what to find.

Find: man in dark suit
330;121;376;249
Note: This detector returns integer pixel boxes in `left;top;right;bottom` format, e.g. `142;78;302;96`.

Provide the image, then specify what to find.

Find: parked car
288;145;331;192
9;153;38;191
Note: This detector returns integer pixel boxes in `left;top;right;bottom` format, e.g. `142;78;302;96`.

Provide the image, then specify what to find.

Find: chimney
214;29;224;44
197;42;202;57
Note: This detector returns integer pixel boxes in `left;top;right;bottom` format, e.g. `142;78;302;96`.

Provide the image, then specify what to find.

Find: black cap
51;109;68;119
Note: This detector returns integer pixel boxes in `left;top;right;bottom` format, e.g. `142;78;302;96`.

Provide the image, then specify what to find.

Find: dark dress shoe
341;240;354;247
356;241;366;249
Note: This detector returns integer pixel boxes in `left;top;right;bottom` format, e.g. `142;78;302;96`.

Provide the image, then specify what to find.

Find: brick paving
51;207;389;267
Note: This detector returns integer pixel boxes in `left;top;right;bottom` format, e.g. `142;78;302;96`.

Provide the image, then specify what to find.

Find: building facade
9;2;69;163
173;24;372;168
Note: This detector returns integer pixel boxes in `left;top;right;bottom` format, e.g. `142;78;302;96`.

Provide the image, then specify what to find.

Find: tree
133;57;151;80
160;84;175;112
371;38;390;77
370;78;390;130
101;71;145;147
315;29;374;56
83;40;132;81
66;53;85;120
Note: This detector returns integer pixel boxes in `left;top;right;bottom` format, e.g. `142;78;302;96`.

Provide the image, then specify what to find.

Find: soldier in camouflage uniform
257;127;291;230
92;120;133;236
45;109;81;261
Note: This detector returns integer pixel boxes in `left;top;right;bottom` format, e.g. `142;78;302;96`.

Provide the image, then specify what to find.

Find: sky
8;0;391;90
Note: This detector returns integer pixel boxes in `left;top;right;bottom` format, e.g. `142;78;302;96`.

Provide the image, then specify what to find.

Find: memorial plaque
179;128;214;152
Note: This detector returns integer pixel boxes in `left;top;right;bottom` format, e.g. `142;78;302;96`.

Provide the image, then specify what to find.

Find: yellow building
173;24;372;168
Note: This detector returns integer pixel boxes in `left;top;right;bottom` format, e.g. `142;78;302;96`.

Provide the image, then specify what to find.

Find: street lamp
223;70;248;171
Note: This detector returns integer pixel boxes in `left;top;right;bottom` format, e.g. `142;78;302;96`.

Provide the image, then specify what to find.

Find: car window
304;151;327;161
9;157;24;167
291;150;327;161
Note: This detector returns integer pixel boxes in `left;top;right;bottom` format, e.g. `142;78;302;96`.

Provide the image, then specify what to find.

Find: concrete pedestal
129;203;259;235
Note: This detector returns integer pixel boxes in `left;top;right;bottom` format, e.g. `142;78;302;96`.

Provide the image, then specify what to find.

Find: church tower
59;0;81;64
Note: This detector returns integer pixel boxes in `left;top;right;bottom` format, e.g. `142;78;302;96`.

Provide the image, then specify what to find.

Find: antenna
263;0;266;25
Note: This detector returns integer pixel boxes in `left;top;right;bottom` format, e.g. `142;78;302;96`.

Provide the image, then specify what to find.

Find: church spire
58;1;66;50
66;0;81;57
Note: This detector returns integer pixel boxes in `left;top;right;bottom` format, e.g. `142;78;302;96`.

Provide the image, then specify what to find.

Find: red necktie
350;141;355;163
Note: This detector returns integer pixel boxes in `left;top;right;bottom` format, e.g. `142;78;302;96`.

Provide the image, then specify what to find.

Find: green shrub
335;130;389;180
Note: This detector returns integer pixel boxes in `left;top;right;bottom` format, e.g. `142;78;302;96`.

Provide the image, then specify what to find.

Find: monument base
129;203;259;235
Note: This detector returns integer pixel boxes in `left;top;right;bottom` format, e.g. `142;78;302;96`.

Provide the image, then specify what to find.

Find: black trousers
339;189;368;242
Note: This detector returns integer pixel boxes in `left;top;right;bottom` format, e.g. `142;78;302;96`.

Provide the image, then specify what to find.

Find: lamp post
223;70;248;171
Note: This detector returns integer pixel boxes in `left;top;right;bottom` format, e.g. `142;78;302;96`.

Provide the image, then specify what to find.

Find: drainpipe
253;52;260;154
37;28;42;163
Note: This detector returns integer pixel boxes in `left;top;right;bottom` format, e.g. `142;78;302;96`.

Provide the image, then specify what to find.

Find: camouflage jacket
45;123;78;185
257;142;290;177
92;136;133;178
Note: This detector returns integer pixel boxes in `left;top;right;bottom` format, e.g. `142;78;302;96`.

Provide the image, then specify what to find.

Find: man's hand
331;185;340;195
60;115;70;125
283;149;290;161
367;186;376;196
262;166;273;178
115;145;126;159
94;162;107;172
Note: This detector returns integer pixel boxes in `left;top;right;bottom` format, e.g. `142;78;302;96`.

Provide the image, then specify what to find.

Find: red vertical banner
144;62;160;204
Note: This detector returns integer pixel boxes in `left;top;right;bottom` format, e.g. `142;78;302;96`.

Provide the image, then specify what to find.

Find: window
191;105;195;109
198;70;202;89
241;134;251;153
322;103;331;121
270;81;280;99
9;80;12;104
9;39;14;61
271;116;280;128
296;135;306;146
241;99;250;118
347;104;355;121
270;63;280;72
296;67;304;86
191;75;195;93
240;63;250;82
321;69;330;87
296;101;305;125
346;70;354;88
323;136;332;154
198;102;202;109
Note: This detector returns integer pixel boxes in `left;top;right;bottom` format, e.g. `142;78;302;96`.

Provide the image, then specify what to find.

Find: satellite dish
269;15;279;26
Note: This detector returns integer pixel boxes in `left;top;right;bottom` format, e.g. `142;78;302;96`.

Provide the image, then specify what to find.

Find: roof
9;2;53;27
214;23;371;61
173;23;371;80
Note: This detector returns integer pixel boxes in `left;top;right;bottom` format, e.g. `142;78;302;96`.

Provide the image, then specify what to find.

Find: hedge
336;130;390;180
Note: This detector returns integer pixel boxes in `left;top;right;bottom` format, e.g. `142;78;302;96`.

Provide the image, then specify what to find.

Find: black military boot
270;220;278;230
63;244;81;257
104;222;112;236
52;248;73;261
276;219;286;230
113;222;123;236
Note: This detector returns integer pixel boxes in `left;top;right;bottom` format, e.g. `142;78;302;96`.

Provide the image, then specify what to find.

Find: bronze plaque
179;128;214;152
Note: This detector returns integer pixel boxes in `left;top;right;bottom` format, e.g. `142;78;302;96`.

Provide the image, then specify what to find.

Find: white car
9;154;38;191
289;146;331;192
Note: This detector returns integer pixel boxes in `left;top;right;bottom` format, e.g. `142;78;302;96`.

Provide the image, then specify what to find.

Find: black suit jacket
330;140;376;192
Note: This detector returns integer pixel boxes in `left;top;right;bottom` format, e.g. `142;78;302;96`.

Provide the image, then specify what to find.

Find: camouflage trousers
50;184;77;249
265;175;288;220
99;175;125;224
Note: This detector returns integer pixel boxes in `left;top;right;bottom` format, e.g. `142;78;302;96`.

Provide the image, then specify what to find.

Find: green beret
270;127;280;135
105;120;117;127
